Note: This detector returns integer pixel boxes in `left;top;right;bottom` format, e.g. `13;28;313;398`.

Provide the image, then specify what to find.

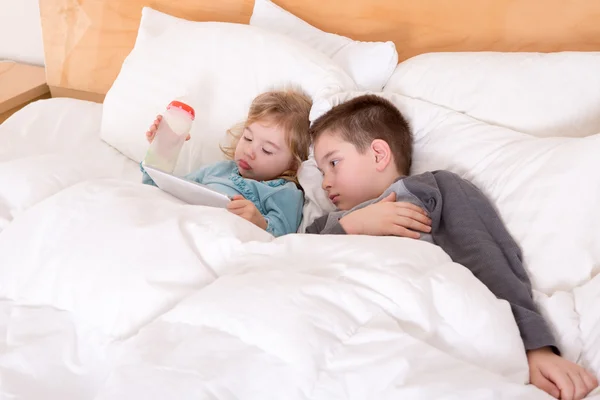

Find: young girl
141;90;312;237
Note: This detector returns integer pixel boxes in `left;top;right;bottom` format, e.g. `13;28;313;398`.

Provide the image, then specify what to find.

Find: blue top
141;160;303;237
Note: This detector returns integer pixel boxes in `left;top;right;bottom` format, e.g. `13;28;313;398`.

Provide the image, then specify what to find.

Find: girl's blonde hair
221;89;312;185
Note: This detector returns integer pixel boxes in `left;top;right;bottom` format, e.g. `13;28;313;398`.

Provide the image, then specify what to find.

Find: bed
1;1;600;399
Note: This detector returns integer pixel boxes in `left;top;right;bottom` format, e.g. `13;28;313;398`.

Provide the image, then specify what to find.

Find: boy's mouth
329;194;340;204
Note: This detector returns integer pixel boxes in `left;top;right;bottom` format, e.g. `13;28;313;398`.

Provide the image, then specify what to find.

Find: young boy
306;94;598;400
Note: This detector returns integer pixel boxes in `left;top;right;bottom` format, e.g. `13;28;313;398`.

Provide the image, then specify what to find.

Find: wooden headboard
40;0;600;102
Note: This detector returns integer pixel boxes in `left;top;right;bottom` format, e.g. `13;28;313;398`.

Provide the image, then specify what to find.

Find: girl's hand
145;114;191;143
227;195;268;230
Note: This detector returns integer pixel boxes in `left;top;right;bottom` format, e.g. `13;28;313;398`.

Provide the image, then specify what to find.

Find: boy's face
314;130;384;210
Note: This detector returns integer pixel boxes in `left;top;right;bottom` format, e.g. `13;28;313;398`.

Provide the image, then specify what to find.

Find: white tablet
143;164;231;208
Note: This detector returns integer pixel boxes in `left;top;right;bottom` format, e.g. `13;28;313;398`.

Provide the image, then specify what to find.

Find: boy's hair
309;94;412;175
222;89;312;185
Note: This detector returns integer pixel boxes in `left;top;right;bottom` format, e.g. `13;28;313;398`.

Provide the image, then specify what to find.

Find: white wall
0;0;44;65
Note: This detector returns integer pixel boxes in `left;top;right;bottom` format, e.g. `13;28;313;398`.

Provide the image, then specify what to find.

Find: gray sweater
306;170;558;354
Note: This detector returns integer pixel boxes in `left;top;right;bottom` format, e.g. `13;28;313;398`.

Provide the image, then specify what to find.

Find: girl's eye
330;159;339;167
262;148;273;155
243;136;252;142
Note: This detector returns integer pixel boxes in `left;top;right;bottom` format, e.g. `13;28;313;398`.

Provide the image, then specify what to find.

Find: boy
306;95;598;400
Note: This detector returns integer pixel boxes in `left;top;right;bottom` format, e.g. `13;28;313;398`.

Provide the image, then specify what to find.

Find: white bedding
0;90;599;399
0;98;139;231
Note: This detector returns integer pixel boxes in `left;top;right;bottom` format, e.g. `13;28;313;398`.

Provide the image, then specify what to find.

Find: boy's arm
305;192;430;237
527;347;598;399
305;213;347;234
407;171;559;353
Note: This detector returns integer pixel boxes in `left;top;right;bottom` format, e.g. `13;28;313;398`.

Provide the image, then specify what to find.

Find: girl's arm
140;162;157;187
262;186;304;237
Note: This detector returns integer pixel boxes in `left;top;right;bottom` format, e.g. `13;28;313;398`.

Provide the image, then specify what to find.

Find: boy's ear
370;139;393;172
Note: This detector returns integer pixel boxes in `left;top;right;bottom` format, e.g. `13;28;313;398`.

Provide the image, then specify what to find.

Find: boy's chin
337;196;370;211
336;201;355;211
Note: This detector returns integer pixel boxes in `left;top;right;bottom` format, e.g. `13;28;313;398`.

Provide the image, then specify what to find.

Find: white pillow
304;91;600;295
297;147;336;233
100;7;355;176
384;52;600;138
249;0;397;92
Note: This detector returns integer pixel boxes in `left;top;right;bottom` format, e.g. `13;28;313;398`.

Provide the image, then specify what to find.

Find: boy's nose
321;177;331;190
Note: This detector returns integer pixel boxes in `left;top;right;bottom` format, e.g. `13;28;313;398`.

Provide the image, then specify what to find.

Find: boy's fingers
396;216;431;233
231;195;245;201
532;371;560;399
396;207;432;226
396;201;429;216
186;134;191;141
581;371;598;392
379;192;396;203
552;372;575;400
568;371;588;400
391;224;420;239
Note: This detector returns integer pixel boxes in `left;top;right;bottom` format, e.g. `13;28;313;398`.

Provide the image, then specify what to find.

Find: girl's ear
370;139;393;172
288;156;300;172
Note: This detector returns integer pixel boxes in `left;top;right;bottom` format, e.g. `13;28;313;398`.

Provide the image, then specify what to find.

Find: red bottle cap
167;101;195;120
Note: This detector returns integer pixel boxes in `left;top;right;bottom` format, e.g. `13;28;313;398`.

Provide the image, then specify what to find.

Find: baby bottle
144;100;195;173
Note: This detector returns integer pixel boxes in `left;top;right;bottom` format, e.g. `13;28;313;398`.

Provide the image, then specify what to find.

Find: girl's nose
245;147;256;160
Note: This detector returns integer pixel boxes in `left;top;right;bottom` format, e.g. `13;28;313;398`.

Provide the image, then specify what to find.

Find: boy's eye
262;148;273;155
243;136;252;142
330;160;339;167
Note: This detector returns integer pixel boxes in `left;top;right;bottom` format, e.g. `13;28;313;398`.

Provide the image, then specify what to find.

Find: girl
141;90;312;237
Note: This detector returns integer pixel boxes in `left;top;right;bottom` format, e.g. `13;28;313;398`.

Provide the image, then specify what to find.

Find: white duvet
0;83;599;400
0;178;545;399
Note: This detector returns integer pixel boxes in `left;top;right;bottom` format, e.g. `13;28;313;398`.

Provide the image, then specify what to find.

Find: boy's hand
145;114;191;143
227;195;268;230
339;192;432;238
528;347;598;400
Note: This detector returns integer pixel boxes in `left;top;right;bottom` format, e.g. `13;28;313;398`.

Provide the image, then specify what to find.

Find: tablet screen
143;165;231;208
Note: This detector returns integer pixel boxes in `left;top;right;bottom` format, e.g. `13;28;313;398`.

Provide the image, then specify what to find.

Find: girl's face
234;120;295;181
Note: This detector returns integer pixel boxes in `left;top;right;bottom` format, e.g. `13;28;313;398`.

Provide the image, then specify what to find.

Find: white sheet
1;97;599;399
0;98;139;231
